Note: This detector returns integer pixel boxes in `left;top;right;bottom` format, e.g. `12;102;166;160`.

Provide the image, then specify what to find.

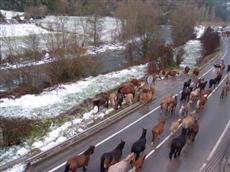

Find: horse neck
140;131;146;139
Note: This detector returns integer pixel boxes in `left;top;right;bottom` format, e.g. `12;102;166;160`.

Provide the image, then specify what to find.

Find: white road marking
49;43;229;172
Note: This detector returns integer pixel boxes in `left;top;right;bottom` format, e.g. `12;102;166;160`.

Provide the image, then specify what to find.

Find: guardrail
0;101;147;171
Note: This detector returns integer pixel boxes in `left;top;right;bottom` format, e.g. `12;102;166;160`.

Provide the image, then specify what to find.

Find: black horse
227;64;230;73
199;81;207;90
100;140;125;172
169;128;187;159
180;86;193;102
187;119;199;142
183;79;192;89
209;78;218;88
131;128;147;160
209;74;222;89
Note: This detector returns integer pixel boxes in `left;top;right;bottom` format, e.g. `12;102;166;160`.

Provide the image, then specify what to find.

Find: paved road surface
30;39;230;172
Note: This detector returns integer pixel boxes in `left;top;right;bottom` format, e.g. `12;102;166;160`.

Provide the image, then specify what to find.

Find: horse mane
140;129;147;139
83;145;95;155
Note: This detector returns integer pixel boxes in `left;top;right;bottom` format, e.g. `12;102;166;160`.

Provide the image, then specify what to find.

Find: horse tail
64;163;70;172
100;156;105;172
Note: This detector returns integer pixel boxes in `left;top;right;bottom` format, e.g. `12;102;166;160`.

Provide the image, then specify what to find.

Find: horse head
84;145;95;155
117;139;125;150
89;145;95;154
141;128;147;138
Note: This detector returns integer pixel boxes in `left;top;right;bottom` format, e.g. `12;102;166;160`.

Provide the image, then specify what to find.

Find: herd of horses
64;63;230;172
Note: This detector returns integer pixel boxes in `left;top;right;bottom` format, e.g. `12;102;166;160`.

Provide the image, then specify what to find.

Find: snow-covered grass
0;23;49;38
180;40;202;68
37;16;121;43
3;163;26;172
0;64;147;118
86;42;125;55
0;9;24;20
0;105;113;168
0;54;53;70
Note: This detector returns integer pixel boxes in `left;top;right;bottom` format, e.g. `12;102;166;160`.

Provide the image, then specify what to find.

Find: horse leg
177;147;183;157
83;166;87;172
169;147;175;159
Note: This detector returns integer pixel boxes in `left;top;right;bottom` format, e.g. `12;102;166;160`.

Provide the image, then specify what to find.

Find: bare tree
170;4;200;46
86;0;105;46
23;34;41;60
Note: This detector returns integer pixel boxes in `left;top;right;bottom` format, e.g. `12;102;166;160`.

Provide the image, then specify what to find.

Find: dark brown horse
131;128;147;160
100;140;125;172
64;145;95;172
93;96;109;112
169;128;187;159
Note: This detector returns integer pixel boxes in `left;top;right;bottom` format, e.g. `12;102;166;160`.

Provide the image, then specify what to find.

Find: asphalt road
29;39;230;172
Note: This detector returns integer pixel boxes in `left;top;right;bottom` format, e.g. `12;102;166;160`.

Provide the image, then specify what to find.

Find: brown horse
64;145;95;172
178;104;189;118
151;118;166;145
109;91;117;108
108;153;136;172
196;94;208;110
193;68;200;76
184;66;190;74
167;95;178;114
187;118;199;142
118;84;135;97
130;79;141;87
170;119;181;134
220;84;229;99
190;88;201;101
165;70;179;79
133;154;146;172
125;93;134;105
160;95;173;112
101;140;125;172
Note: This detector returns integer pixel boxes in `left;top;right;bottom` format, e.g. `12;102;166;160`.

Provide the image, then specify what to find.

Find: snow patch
0;23;49;38
0;64;146;118
0;10;24;20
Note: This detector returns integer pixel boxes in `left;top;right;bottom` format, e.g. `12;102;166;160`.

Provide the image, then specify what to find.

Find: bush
47;56;99;84
0;117;34;147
